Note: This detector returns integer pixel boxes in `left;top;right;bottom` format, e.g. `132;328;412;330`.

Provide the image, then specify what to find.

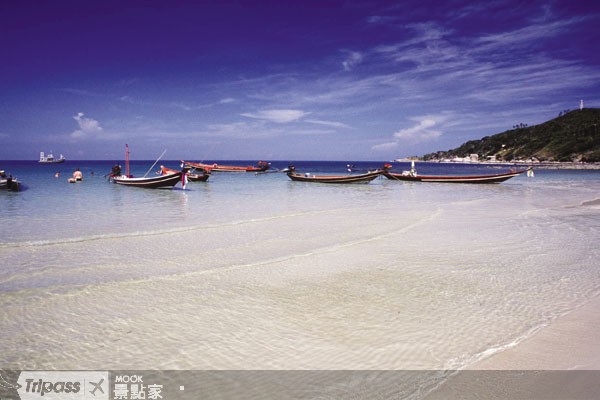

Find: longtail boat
107;145;189;189
286;166;383;184
182;160;270;172
382;163;531;184
160;166;209;182
110;167;189;188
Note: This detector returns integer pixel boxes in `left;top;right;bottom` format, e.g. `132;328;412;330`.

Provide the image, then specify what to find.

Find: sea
1;160;599;397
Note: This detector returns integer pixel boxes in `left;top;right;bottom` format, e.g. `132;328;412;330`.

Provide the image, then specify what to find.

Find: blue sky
1;0;599;161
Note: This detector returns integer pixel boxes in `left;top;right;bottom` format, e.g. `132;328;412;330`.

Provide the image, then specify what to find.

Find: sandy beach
1;164;599;399
425;295;600;399
468;295;600;371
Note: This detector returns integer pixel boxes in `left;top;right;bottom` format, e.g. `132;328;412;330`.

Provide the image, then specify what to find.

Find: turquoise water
1;160;599;371
2;160;590;244
1;160;387;243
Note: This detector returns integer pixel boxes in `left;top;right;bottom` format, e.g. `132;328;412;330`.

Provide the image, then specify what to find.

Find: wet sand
425;295;600;399
469;295;600;370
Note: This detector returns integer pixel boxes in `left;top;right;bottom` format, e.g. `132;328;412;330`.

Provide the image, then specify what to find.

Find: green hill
424;108;600;163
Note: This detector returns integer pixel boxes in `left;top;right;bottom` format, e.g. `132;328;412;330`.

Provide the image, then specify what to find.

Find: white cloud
366;15;398;25
204;121;273;138
375;23;465;73
241;109;309;123
342;51;363;71
305;119;350;129
475;18;580;51
372;114;447;153
371;141;399;151
372;113;454;153
394;118;441;140
71;112;103;139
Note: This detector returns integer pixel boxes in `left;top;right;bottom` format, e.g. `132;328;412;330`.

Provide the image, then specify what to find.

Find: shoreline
467;294;600;370
5;159;600;170
394;159;600;170
425;295;600;399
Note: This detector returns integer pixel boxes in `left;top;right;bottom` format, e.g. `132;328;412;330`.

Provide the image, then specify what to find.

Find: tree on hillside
422;108;600;162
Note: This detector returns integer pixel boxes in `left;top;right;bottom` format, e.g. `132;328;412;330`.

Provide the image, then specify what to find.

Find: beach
422;295;600;399
1;161;599;397
469;294;600;371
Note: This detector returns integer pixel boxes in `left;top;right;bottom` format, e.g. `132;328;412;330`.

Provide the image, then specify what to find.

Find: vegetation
423;108;600;163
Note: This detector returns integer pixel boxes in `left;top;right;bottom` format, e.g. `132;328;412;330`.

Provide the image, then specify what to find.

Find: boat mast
125;144;130;177
143;149;167;177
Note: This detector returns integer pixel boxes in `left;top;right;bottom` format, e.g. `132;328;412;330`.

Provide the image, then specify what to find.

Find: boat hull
182;160;269;172
161;166;209;182
383;169;529;183
187;173;209;182
212;166;264;172
0;178;21;191
111;172;184;188
287;170;382;184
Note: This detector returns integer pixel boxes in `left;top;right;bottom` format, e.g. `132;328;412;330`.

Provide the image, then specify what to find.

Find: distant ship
39;151;66;163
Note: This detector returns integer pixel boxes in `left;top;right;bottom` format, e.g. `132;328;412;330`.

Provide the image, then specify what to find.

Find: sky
1;0;599;161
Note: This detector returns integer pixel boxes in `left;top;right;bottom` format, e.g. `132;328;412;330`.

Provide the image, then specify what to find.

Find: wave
442;293;600;373
0;206;442;297
0;208;351;249
581;198;600;207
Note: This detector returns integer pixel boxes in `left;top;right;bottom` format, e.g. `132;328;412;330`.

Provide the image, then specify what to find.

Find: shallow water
1;161;599;372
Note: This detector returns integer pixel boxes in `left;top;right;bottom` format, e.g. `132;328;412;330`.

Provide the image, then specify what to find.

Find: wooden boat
382;163;531;184
160;166;209;182
286;166;383;184
0;170;21;191
110;168;189;188
39;151;66;163
108;145;189;189
182;160;270;172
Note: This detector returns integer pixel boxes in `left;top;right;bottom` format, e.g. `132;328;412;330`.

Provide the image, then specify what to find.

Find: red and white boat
160;166;209;182
110;169;188;188
382;163;531;184
182;160;270;172
108;145;189;189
